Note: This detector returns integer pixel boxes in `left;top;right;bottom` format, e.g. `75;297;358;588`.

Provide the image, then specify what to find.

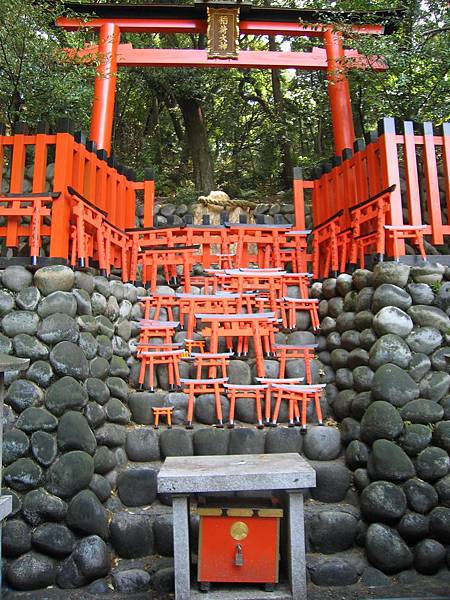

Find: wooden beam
70;44;387;71
56;17;385;36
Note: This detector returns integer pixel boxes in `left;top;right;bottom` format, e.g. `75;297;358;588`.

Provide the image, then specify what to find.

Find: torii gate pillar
324;28;356;156
90;22;120;154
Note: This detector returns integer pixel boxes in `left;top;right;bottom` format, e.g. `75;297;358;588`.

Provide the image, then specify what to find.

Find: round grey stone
38;291;77;318
368;439;415;483
406;327;442;354
57;411;97;454
340;417;361;445
229;428;265;454
160;428;193;457
228;360;252;385
0;290;15;317
66;489;109;539
372;283;412;313
91;292;107;316
45;376;88;416
414;539;446;574
85;377;110;404
34;265;74;295
366;523;413;574
429;506;450;543
354;310;374;331
356;287;375;311
16;286;40;311
89;473;111;502
72;535;111;582
3;429;30;465
352;269;373;290
408;304;450;332
361;481;407;523
26;360;53;387
84;402;105;429
128;392;165;424
265;427;302;454
112;569;151;593
106;377;128;400
419;371;450;401
50;341;89;380
79;332;97;359
352;367;373;393
360;401;404;444
400;399;444;424
303;426;341;461
433;421;450;453
431;346;450;371
110;512;154;558
409;353;431;382
2;519;32;557
46;451;94;498
94;446;117;474
195;393;229;425
311;461;351;502
373;262;410;289
400;424;432;456
2;266;32;292
125;428;160;461
193;428;230;455
16;407;57;433
347;348;368;368
21;488;67;526
72;288;92;315
13;333;48;360
435;473;450;507
350;391;372;420
104;398;130;424
308;556;359;586
38;313;78;344
328;297;344;318
6;378;43;413
6;551;56;590
372;364;419;407
411;263;445;285
117;468;158;506
3;458;43;491
398;511;430;543
95;423;126;447
373;306;413;337
369;334;412;369
2;311;39;337
360;328;377;350
308;507;358;553
153;514;173;556
333;389;356;421
32;522;75;557
31;431;57;467
78;315;99;334
403;478;438;514
345;440;369;470
408;283;435;305
74;271;95;294
416;447;450;482
322;278;337;299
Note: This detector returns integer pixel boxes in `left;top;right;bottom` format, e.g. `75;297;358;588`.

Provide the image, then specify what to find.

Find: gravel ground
4;580;450;600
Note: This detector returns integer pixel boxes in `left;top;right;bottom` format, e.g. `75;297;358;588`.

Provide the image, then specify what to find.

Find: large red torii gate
58;2;401;157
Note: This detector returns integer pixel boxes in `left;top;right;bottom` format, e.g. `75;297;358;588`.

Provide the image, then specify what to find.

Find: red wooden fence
310;117;450;270
0;122;154;261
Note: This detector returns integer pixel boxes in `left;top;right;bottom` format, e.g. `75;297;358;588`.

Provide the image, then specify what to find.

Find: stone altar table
157;452;316;600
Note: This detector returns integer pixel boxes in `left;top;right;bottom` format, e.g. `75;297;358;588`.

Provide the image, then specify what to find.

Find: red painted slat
422;122;443;244
402;121;422;225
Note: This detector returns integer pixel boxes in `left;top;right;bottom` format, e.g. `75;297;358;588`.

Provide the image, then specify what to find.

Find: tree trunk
178;97;215;192
269;36;293;189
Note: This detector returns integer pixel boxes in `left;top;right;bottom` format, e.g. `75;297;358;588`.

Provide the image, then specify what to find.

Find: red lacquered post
90;22;120;154
324;28;355;156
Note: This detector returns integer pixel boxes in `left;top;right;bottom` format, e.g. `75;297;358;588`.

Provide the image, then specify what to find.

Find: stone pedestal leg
287;491;306;599
172;495;190;600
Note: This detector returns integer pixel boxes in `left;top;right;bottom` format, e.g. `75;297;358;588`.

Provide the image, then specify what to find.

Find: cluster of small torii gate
0;2;449;426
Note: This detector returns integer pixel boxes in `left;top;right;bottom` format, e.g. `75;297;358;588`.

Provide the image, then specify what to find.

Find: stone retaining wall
2;261;450;596
314;262;450;582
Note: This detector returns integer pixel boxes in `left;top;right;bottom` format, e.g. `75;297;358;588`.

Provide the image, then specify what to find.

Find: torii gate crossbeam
58;2;402;157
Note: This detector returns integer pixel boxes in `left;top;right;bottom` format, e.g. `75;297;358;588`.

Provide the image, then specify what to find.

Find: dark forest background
0;0;449;201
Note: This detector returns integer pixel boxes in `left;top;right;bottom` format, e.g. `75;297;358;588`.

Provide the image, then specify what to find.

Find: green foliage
0;0;449;200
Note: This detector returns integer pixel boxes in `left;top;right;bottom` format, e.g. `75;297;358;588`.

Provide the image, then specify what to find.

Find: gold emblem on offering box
207;7;239;59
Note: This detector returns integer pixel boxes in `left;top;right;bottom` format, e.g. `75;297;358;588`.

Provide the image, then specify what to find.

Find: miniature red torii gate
58;2;401;157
